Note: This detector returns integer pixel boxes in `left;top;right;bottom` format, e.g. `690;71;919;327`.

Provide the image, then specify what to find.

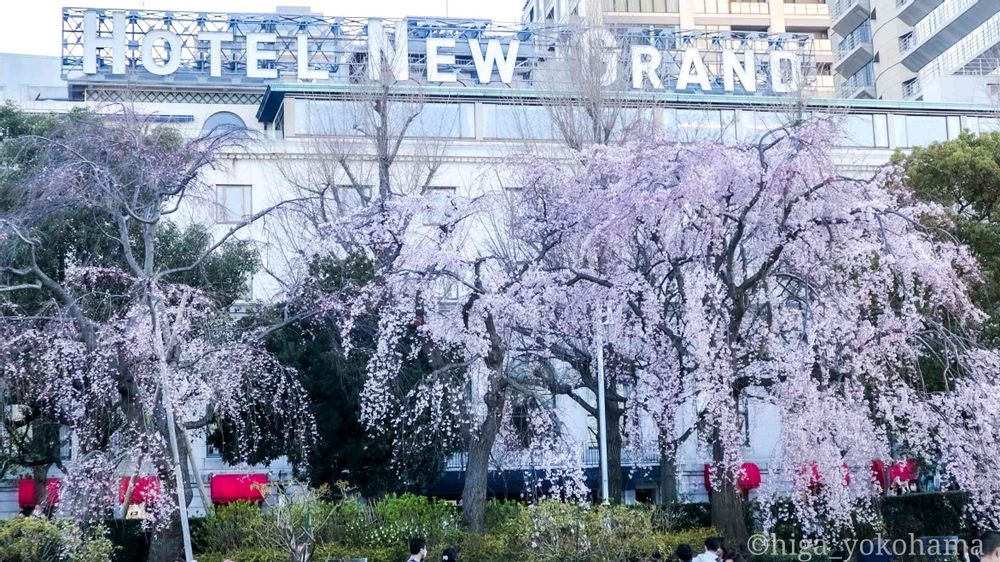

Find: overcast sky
0;0;525;56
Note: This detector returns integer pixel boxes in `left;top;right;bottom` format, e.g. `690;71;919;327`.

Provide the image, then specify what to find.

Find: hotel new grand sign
61;7;813;95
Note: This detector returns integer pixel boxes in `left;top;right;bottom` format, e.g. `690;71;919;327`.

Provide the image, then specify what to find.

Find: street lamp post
596;311;611;505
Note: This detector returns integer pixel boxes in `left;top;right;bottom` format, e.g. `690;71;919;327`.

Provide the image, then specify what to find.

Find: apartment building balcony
784;2;830;17
813;73;837;97
834;24;874;77
814;38;834;63
926;13;1000;76
902;77;923;99
730;1;770;15
900;0;1000;72
896;0;944;26
830;0;871;36
784;1;831;27
838;63;876;98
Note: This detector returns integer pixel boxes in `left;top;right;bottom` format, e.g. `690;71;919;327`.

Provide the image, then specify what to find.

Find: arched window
202;111;248;137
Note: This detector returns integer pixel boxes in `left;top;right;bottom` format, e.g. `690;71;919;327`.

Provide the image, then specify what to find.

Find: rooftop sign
61;7;813;95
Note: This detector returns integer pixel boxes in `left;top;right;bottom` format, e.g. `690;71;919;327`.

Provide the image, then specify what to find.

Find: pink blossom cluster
316;117;1000;533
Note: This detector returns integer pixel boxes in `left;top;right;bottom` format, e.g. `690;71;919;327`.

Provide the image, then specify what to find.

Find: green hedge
0;516;115;562
194;495;716;562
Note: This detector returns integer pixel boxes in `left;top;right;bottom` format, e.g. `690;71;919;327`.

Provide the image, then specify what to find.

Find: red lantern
704;462;762;492
871;460;887;490
210;473;268;505
738;462;762;491
119;476;160;504
889;459;918;483
17;478;61;509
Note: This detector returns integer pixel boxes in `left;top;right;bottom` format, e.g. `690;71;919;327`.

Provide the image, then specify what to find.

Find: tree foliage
312;118;1000;540
896;130;1000;343
0;107;314;562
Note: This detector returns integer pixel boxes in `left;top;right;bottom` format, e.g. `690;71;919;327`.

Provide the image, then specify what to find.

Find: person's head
980;532;1000;562
442;547;458;562
705;537;725;556
676;544;694;562
410;538;428;558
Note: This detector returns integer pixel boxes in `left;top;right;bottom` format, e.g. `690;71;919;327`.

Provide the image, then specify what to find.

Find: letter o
141;30;184;76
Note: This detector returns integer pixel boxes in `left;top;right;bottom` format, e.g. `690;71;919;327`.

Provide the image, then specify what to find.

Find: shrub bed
194;494;716;562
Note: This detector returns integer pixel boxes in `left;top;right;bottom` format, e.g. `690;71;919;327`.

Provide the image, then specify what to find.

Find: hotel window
969;117;1000;134
295;100;364;136
406;103;475;138
483;104;554;140
335;184;373;212
738;110;790;143
216;184;252;224
202;111;248;137
835;114;889;148
893;115;949;148
664;108;737;143
605;0;676;12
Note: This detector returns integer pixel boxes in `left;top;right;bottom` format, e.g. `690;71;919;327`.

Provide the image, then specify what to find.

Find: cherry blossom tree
511;118;999;542
0;108;315;562
313;186;591;530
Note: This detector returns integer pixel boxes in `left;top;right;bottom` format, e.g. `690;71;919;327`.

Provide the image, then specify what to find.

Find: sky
0;0;525;56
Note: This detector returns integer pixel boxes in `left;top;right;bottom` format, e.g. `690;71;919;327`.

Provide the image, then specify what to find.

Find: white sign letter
630;45;662;89
723;50;756;93
83;10;126;74
367;18;409;81
247;33;278;79
469;38;520;84
297;34;329;80
141;30;183;76
770;51;801;93
676;48;711;91
199;31;230;77
427;37;456;82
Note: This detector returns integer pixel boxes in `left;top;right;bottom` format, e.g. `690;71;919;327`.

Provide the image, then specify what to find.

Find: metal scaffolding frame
62;7;816;96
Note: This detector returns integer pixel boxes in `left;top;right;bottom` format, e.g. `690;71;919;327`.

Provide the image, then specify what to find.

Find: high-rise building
522;0;836;96
831;0;1000;101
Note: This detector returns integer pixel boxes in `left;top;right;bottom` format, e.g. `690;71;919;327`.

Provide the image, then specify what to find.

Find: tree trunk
709;439;749;549
29;418;59;516
148;516;184;562
658;450;678;506
461;374;506;532
606;403;624;504
31;464;51;516
147;423;194;562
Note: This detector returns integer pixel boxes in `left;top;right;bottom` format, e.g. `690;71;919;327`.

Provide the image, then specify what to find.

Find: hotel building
0;5;997;515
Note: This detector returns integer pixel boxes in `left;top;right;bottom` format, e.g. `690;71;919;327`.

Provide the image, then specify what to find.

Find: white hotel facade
0;4;998;515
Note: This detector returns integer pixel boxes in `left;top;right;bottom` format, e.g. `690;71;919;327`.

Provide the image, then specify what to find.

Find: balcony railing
841;62;875;91
902;78;922;99
911;0;976;47
830;0;862;19
836;22;873;58
730;1;770;15
784;2;830;16
921;12;1000;77
814;38;833;54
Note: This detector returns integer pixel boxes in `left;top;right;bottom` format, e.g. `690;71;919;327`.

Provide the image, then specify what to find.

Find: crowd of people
401;535;739;562
400;532;1000;562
